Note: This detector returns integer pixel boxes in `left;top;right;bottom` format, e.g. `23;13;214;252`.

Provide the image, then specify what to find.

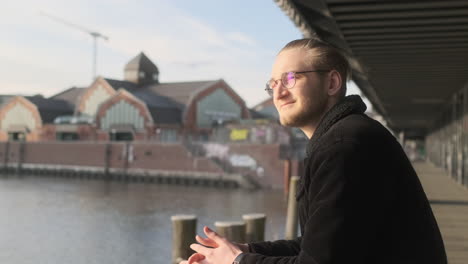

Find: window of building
56;132;79;141
110;131;134;141
159;129;177;142
8;132;26;141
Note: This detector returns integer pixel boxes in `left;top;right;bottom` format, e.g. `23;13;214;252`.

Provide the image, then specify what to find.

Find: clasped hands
179;226;248;264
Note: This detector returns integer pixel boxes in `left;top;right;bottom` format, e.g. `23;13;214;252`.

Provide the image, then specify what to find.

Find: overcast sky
0;0;365;107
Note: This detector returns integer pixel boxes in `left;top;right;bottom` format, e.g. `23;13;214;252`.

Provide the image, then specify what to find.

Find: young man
181;38;447;264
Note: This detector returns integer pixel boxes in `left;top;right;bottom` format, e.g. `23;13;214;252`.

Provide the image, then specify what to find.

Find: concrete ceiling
275;0;468;139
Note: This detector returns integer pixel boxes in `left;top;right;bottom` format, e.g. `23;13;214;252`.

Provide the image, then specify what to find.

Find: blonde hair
281;38;350;97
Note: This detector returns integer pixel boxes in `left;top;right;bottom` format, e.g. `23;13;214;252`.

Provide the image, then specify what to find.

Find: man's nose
274;83;289;99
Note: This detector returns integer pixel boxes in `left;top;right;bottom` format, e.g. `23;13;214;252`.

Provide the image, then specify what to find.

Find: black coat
242;95;447;264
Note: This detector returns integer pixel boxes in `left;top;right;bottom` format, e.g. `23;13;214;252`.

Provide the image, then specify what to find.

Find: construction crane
40;11;109;80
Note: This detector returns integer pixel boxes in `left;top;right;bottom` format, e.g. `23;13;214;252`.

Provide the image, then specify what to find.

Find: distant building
0;52;250;142
252;97;279;120
0;95;75;141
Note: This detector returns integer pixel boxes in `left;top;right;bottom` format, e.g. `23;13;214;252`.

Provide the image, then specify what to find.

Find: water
0;175;288;264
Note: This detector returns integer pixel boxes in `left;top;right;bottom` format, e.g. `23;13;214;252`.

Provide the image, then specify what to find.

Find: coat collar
305;95;367;158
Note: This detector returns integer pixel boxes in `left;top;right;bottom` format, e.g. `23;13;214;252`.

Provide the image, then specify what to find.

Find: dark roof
124;52;159;73
104;78;221;125
49;87;86;106
131;89;184;109
26;95;74;123
104;79;138;91
105;78;182;109
148;107;182;124
105;78;183;125
145;80;218;106
106;78;220;107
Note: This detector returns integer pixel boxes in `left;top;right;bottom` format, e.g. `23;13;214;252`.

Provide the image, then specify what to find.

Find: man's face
271;48;329;128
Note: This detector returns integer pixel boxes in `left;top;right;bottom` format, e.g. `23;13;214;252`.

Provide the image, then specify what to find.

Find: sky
0;0;365;108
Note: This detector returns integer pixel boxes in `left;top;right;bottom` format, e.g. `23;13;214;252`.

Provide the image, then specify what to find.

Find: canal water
0;175;288;264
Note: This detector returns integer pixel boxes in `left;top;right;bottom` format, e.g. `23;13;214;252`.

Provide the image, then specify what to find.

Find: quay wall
0;141;289;189
0;141;223;173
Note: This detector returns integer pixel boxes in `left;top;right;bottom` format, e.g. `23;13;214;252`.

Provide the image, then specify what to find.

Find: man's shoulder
323;113;394;146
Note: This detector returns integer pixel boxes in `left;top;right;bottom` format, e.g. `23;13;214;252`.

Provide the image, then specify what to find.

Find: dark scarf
305;95;367;159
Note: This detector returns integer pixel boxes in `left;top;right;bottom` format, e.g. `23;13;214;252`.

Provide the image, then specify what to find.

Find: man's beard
279;94;328;129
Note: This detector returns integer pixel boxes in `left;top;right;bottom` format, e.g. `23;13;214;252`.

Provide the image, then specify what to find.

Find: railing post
285;176;299;240
16;141;25;175
242;213;266;242
2;141;10;174
171;214;197;264
104;143;111;178
214;221;246;243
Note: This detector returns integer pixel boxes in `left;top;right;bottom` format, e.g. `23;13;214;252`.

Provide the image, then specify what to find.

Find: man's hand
179;253;206;264
179;226;243;264
194;229;250;253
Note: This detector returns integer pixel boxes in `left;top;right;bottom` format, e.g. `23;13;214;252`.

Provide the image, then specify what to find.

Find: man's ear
327;70;342;96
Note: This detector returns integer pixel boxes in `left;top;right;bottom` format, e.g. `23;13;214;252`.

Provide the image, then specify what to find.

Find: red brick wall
0;141;21;163
227;143;285;188
0;141;222;174
40;124;98;141
97;131;109;141
0;142;292;188
129;142;222;172
77;125;98;140
40;125;56;141
21;142;107;166
233;144;304;189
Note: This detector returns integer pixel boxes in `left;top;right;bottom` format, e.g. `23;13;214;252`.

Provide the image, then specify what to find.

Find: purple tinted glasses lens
283;72;295;88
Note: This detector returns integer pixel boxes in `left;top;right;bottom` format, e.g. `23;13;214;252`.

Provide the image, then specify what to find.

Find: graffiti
203;143;229;160
228;154;257;168
256;166;265;177
230;129;249;141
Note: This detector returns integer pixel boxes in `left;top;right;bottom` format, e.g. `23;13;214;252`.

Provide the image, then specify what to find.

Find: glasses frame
265;70;330;97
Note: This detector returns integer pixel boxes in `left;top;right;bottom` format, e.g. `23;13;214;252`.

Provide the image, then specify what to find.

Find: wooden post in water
285;176;300;240
242;213;266;242
2;141;10;174
215;221;246;243
104;143;111;178
16;141;25;175
171;215;197;264
283;159;291;197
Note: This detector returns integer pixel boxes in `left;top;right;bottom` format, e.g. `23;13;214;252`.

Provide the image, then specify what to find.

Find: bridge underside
275;0;468;139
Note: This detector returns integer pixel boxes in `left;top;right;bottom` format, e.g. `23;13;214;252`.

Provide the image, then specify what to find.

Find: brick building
0;52;250;142
0;95;75;141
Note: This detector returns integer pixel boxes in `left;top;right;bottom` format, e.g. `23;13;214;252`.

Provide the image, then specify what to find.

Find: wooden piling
171;214;197;264
283;159;291;197
16;141;25;175
285;176;300;240
104;143;111;178
242;213;266;242
214;221;246;243
2;141;10;174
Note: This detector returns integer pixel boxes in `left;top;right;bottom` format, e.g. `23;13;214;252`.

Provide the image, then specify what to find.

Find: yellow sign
230;129;249;141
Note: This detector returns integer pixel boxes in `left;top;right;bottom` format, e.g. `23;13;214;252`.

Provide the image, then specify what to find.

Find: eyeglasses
265;70;330;97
